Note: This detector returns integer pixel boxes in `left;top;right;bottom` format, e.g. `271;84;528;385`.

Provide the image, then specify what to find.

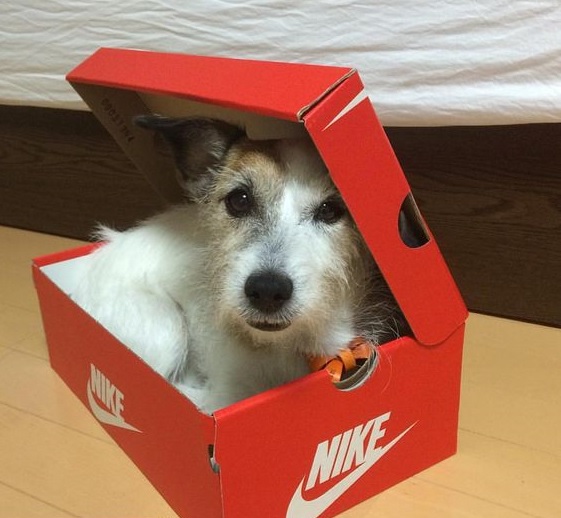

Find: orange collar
308;337;374;383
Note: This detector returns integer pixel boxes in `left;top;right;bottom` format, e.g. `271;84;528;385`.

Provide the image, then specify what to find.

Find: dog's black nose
244;271;293;313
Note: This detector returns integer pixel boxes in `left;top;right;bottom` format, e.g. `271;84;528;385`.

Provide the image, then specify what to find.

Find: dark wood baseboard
385;124;561;328
0;105;162;238
1;104;560;327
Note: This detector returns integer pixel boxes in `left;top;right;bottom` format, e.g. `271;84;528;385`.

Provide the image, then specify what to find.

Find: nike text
286;412;415;518
86;363;140;432
306;411;390;490
89;363;124;418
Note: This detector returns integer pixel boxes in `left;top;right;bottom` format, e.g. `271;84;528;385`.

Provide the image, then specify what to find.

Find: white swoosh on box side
86;383;141;433
286;422;416;518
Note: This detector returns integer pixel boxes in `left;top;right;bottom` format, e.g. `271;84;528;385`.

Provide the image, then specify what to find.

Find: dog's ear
134;115;244;200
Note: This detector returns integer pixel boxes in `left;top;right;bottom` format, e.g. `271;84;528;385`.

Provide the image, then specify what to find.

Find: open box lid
68;47;467;346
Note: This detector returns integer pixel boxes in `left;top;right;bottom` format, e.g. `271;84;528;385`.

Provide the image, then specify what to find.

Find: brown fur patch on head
193;134;405;352
209;138;283;201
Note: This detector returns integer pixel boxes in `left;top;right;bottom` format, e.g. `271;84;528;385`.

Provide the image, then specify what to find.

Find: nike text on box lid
33;48;467;518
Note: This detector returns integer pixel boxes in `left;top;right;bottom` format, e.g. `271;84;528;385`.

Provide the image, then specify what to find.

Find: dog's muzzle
244;271;293;331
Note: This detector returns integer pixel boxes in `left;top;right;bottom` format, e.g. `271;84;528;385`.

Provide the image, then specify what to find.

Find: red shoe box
33;48;467;518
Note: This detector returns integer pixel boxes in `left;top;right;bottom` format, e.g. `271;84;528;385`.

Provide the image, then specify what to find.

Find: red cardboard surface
302;74;467;345
68;47;354;122
214;330;464;518
33;256;222;517
34;248;464;518
32;49;468;518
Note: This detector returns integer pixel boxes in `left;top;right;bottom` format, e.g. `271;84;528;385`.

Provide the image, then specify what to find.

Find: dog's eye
225;187;254;218
314;197;347;225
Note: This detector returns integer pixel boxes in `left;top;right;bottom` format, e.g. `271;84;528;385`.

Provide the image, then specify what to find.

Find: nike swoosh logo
286;422;416;518
86;382;141;433
323;89;369;131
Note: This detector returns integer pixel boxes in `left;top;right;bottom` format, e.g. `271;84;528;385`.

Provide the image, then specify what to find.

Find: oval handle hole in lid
398;193;430;248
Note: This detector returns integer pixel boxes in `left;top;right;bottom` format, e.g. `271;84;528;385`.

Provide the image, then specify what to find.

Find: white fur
73;136;400;413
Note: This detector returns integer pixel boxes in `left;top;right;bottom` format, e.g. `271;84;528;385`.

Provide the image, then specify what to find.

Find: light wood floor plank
0;350;109;442
419;430;561;518
0;482;77;518
461;314;561;456
0;303;44;353
0;403;176;518
341;475;538;518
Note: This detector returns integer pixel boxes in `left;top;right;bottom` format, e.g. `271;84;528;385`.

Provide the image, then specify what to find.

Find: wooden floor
0;224;559;517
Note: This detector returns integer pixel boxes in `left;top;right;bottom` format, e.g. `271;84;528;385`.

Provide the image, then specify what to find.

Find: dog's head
136;115;402;355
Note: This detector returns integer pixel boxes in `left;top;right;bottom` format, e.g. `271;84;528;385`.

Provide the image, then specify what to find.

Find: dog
72;115;407;413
